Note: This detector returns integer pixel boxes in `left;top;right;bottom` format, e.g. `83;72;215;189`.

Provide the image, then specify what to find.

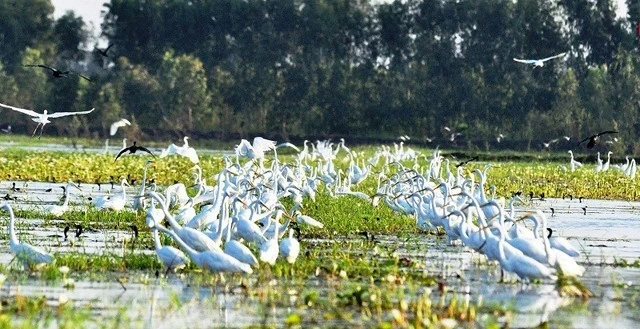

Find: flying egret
235;137;277;160
513;52;567;67
0;102;94;138
159;136;199;164
110;118;131;136
2;203;54;269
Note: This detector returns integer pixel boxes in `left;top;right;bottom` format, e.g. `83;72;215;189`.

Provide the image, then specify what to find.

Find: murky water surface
1;180;639;328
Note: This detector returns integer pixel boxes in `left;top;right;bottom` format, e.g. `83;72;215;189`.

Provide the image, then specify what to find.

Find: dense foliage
0;0;639;152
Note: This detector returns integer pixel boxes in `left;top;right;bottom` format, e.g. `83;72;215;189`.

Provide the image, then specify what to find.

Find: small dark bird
547;227;554;239
45;188;52;192
569;194;573;201
539;192;545;201
95;44;114;58
579;196;584;203
129;225;139;239
11;182;20;192
550;207;555;216
581;206;587;215
75;224;83;239
114;141;155;162
528;191;534;200
577;131;618;149
455;156;479;168
23;64;91;82
63;226;70;241
3;194;14;201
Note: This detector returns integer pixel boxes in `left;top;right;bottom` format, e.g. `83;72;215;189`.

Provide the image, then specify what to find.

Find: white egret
568;151;582;172
602;151;612;172
495;224;557;281
153;220;252;274
2;203;54;269
148;221;189;272
545;228;580;258
259;219;280;265
110;118;131;136
224;240;259;267
0;102;94;138
94;179;129;211
132;160;154;212
513;52;566;67
235;137;276;160
146;192;221;252
280;228;300;264
159;136;199;164
42;181;80;217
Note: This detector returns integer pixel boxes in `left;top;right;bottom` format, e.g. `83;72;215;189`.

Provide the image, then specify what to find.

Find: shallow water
0;180;639;328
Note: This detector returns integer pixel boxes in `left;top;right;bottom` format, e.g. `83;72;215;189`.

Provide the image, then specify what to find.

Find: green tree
112;57;162;132
53;11;88;61
93;82;125;136
0;0;54;68
157;50;212;134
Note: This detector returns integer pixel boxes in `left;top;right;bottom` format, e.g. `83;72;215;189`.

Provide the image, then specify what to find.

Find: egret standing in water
0;102;94;138
42;181;80;217
2;203;54;269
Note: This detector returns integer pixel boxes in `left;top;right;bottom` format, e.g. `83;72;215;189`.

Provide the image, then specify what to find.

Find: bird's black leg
31;123;40;137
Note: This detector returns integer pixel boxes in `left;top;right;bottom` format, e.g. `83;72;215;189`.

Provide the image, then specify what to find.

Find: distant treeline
0;0;639;153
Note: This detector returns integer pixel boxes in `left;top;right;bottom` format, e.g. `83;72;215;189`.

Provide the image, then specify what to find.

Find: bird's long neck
140;165;149;193
5;205;20;246
121;180;127;199
157;223;197;258
213;195;229;244
62;184;71;207
150;192;181;229
153;227;162;250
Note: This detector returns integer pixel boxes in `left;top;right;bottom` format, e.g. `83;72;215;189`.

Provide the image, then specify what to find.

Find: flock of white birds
1;136;585;283
566;150;637;177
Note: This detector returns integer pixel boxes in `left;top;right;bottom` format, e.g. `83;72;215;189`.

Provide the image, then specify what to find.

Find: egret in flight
0;102;94;138
513;52;567;67
110;118;131;136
